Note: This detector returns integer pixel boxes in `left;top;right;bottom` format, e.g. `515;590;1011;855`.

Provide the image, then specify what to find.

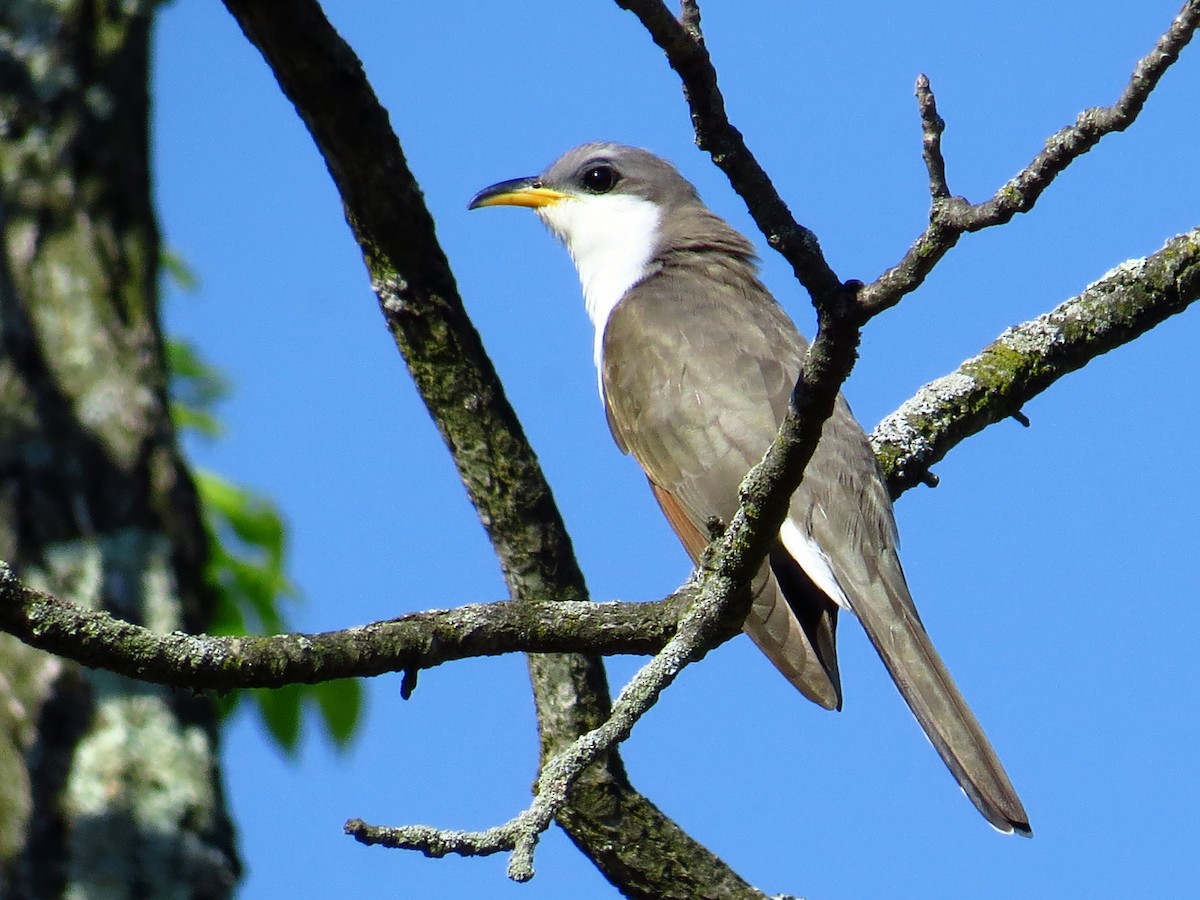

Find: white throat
537;194;662;369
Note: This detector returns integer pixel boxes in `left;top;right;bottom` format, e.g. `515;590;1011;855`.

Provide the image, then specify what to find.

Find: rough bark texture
0;2;239;896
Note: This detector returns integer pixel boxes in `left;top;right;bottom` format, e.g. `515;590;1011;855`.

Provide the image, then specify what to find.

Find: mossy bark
0;2;239;896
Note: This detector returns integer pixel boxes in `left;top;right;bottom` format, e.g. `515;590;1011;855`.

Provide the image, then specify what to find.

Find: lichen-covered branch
0;562;682;689
859;0;1200;315
349;545;759;883
873;228;1200;496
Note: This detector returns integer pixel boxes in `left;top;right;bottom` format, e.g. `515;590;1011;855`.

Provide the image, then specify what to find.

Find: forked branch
860;1;1200;315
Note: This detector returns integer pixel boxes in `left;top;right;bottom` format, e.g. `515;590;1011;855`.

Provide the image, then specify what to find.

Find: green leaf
170;401;225;438
313;679;363;751
161;248;200;293
198;472;287;568
207;584;246;637
166;338;229;433
213;690;242;721
254;683;305;756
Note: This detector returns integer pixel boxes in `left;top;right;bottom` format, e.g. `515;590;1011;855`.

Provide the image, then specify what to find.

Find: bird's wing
601;256;840;709
646;479;842;708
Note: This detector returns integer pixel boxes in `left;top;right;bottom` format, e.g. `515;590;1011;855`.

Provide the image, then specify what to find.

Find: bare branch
916;74;950;200
860;1;1200;316
349;562;758;882
0;562;682;689
873;228;1200;496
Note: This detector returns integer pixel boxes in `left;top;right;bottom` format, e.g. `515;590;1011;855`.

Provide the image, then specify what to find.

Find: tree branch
916;74;951;200
859;1;1200;316
873;228;1200;496
0;562;685;689
349;571;756;882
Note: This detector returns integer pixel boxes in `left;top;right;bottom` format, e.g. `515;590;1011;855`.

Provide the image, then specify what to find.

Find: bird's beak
468;177;571;210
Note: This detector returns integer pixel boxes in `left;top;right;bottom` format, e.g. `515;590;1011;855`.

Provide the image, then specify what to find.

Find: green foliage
167;339;228;438
165;281;363;755
313;677;364;747
161;247;201;292
199;470;291;637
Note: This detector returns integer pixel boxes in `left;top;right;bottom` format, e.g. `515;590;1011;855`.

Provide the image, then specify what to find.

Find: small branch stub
916;74;950;199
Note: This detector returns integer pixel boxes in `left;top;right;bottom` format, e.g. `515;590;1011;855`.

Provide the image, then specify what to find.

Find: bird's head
469;143;695;298
468;141;700;251
469;142;749;337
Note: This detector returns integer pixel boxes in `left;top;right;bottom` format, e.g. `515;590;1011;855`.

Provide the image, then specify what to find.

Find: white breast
537;193;662;369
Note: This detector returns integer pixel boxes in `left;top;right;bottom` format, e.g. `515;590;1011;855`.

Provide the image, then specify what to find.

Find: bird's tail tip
968;783;1032;838
1008;819;1034;839
989;815;1033;838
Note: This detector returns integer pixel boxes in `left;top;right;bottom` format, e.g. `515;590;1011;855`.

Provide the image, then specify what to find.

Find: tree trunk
0;2;239;896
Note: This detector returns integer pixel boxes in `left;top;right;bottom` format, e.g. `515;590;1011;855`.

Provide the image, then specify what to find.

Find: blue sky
154;2;1199;897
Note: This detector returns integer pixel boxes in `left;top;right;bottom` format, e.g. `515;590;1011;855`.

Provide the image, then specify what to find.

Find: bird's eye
581;164;619;194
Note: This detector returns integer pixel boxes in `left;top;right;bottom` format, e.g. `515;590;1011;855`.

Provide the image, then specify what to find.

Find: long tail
851;579;1031;835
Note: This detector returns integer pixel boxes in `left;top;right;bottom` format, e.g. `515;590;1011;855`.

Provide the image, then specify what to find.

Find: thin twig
859;0;1200;316
348;551;756;880
916;74;950;199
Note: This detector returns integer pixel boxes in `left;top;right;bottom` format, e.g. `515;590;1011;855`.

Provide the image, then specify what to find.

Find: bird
469;142;1030;835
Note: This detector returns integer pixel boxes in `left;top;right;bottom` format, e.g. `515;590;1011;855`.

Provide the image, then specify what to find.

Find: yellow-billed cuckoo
469;142;1029;835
